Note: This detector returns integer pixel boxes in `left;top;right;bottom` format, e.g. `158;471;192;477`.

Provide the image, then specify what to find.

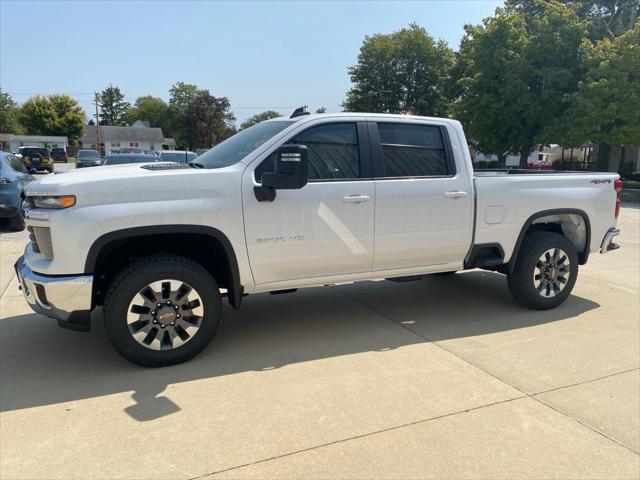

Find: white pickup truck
15;112;622;366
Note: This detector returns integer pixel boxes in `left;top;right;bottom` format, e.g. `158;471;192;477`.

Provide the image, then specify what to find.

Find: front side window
378;123;451;177
255;122;360;182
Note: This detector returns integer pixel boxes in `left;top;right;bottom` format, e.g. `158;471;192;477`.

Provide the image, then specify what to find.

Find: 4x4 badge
590;179;611;184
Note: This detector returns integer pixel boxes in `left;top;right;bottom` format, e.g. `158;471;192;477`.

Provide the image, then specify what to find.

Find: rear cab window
376;123;454;178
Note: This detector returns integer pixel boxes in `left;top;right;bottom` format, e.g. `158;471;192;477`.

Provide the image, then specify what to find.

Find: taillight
0;177;13;184
614;179;623;218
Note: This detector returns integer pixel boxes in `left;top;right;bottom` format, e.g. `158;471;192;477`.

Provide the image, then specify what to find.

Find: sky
0;0;502;125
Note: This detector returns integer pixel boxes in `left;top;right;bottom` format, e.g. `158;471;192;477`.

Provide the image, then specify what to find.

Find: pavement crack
337;288;640;458
189;395;527;479
532;367;640;397
0;272;16;300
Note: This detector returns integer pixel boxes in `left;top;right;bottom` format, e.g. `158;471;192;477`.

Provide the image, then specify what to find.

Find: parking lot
0;197;638;479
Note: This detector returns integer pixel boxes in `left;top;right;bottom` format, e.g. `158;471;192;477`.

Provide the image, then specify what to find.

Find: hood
26;163;241;205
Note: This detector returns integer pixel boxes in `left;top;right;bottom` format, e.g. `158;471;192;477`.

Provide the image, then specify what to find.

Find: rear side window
378;123;451;177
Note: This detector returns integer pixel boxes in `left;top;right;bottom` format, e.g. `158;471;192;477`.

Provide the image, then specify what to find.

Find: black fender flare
507;208;591;273
84;225;243;309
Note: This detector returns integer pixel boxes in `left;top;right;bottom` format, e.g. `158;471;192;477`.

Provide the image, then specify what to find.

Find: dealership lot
0;205;638;479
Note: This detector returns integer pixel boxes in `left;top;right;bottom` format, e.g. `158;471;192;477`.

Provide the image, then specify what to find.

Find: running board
385;275;424;283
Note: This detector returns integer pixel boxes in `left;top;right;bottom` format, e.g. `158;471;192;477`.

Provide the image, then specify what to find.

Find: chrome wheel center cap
156;307;176;325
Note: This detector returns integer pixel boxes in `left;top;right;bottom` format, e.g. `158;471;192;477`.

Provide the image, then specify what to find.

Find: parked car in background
144;150;160;157
101;154;159;166
17;146;53;173
530;160;553;170
0;152;34;230
50;147;68;163
76;150;102;168
160;150;197;163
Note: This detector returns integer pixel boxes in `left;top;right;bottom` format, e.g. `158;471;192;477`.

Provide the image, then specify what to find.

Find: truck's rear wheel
104;255;222;367
507;231;578;310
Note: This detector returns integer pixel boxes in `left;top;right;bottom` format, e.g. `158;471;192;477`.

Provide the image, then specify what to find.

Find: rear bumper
600;227;621;253
15;255;93;331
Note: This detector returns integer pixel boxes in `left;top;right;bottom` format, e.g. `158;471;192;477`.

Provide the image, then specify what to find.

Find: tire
507;231;578;310
104;254;222;367
8;197;25;231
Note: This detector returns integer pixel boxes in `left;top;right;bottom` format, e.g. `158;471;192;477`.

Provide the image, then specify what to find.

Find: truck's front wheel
104;255;222;367
507;231;578;310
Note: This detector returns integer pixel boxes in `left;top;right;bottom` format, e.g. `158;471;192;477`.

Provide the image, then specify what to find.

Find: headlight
32;195;76;209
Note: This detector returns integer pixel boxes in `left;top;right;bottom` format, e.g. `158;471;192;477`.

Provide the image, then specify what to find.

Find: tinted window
20;147;49;158
256;123;360;181
78;150;100;159
378;123;450;177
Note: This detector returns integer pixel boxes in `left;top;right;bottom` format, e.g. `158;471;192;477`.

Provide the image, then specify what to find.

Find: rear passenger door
370;121;473;271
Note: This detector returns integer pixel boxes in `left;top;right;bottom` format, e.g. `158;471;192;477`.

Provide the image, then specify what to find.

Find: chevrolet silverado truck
15;112;622;367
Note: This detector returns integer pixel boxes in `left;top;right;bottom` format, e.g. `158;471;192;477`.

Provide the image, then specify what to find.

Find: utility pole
94;92;101;155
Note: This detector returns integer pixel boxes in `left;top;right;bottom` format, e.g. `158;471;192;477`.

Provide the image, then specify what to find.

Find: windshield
78;150;100;159
160;152;197;163
103;155;156;165
196;120;294;168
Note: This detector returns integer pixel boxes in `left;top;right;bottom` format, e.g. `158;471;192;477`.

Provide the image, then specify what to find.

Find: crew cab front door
242;121;375;286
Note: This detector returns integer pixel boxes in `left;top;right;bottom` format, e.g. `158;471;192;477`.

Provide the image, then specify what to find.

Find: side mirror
262;144;308;190
255;144;308;202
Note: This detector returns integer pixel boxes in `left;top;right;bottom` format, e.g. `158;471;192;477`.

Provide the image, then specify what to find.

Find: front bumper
600;227;621;253
15;255;93;330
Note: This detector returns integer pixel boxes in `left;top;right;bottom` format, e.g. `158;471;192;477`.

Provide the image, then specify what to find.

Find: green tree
0;90;21;133
98;84;130;125
507;1;638;37
184;90;236;148
127;96;171;131
168;82;235;148
343;23;455;116
18;95;85;143
456;2;586;167
168;82;200;146
565;23;640;171
239;110;282;130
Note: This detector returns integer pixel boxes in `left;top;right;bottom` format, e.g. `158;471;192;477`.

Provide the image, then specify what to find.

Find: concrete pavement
0;205;638;479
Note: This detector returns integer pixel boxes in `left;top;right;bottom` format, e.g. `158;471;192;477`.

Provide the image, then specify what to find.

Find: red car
530;160;553;170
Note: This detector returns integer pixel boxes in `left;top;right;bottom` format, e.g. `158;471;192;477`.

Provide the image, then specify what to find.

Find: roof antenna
290;106;310;119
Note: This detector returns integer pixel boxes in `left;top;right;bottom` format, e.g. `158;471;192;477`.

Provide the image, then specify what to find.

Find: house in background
80;124;175;155
0;133;68;152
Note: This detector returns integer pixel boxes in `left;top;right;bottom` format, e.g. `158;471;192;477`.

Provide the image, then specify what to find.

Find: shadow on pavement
0;271;599;419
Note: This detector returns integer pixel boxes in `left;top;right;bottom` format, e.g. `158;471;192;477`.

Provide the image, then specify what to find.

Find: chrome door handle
342;195;371;203
443;191;468;199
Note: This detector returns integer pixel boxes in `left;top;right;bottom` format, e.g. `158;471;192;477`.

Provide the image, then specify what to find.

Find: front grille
27;226;53;259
